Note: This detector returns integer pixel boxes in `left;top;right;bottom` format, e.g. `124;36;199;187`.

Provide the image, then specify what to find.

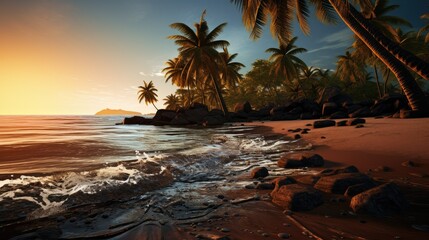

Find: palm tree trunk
152;103;158;111
329;0;429;113
348;4;429;81
211;75;229;116
384;69;391;95
373;64;382;98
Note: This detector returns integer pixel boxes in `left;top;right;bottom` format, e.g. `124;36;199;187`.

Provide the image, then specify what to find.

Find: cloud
307;28;352;54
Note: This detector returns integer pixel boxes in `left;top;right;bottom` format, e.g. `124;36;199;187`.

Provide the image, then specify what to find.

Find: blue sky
0;0;427;114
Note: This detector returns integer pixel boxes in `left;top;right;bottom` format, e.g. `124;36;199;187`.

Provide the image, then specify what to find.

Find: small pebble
261;232;269;237
321;136;326;139
294;134;301;140
220;228;230;232
278;233;291;239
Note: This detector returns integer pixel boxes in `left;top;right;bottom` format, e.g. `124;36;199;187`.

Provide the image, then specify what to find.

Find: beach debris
314;173;373;194
250;167;269;179
313;120;336;128
271;184;323;211
350;183;408;215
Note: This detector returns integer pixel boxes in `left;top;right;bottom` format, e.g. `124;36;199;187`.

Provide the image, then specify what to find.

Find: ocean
0;115;310;230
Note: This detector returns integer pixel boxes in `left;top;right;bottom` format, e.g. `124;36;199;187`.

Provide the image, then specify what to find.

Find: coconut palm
266;37;308;97
137;80;158;110
163;94;181;111
336;51;367;84
300;66;321;99
231;0;429;113
220;48;245;89
168;11;230;115
418;13;429;43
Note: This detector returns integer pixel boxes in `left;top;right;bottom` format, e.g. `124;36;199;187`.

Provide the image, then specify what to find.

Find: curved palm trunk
329;0;429;113
211;75;229;117
383;69;391;95
152;103;159;111
373;64;382;98
348;4;429;81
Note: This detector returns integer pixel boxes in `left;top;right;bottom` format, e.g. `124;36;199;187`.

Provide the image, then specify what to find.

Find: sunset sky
0;0;427;115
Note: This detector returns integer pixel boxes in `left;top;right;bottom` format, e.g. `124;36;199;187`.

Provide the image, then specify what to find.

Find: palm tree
266;37;308;97
168;11;230;115
220;48;245;89
137;80;158;110
163;94;181;110
231;0;429;113
352;0;412;98
418;13;429;43
336;51;367;85
300;66;321;99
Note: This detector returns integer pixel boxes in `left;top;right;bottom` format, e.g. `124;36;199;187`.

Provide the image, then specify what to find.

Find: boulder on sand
250;167;269;179
314;173;372;194
123;116;152;125
350;183;408;215
271;184;323;211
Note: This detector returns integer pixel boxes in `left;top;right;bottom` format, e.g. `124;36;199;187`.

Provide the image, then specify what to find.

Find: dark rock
301;154;324;167
355;124;364;128
184;107;209;123
234;101;252;113
170;114;191;125
349;107;371;118
350;183;408;215
400;109;425;119
278;233;291;239
402;160;416;167
288;107;303;115
301;129;309;134
277;157;304;168
296;175;321;185
271;184;323;211
256;182;275;190
202;114;226;126
272;176;297;191
330;111;348;119
337;120;348;126
318;165;360;176
314;173;372;194
250;167;269;179
313;120;336;129
300;112;314;120
346;104;362;114
294;134;301;140
344;181;377;197
153;109;177;123
347;118;366;126
123;116;152;125
322;102;338;116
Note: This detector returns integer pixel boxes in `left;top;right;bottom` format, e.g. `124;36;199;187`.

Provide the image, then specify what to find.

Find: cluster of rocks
121;87;427;126
248;154;409;216
122;103;226;126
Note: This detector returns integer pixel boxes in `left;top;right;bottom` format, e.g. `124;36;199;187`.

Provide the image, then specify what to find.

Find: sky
0;0;427;115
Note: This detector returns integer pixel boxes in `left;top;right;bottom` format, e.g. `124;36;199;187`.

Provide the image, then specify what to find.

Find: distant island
95;108;142;116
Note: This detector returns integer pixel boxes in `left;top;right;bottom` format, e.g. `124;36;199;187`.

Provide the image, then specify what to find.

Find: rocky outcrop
122;116;152;125
271;184;323;211
250;167;269;179
314;173;373;194
350;183;408;215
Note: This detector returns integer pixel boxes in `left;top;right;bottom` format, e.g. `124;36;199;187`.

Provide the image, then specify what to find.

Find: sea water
0;115;311;223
